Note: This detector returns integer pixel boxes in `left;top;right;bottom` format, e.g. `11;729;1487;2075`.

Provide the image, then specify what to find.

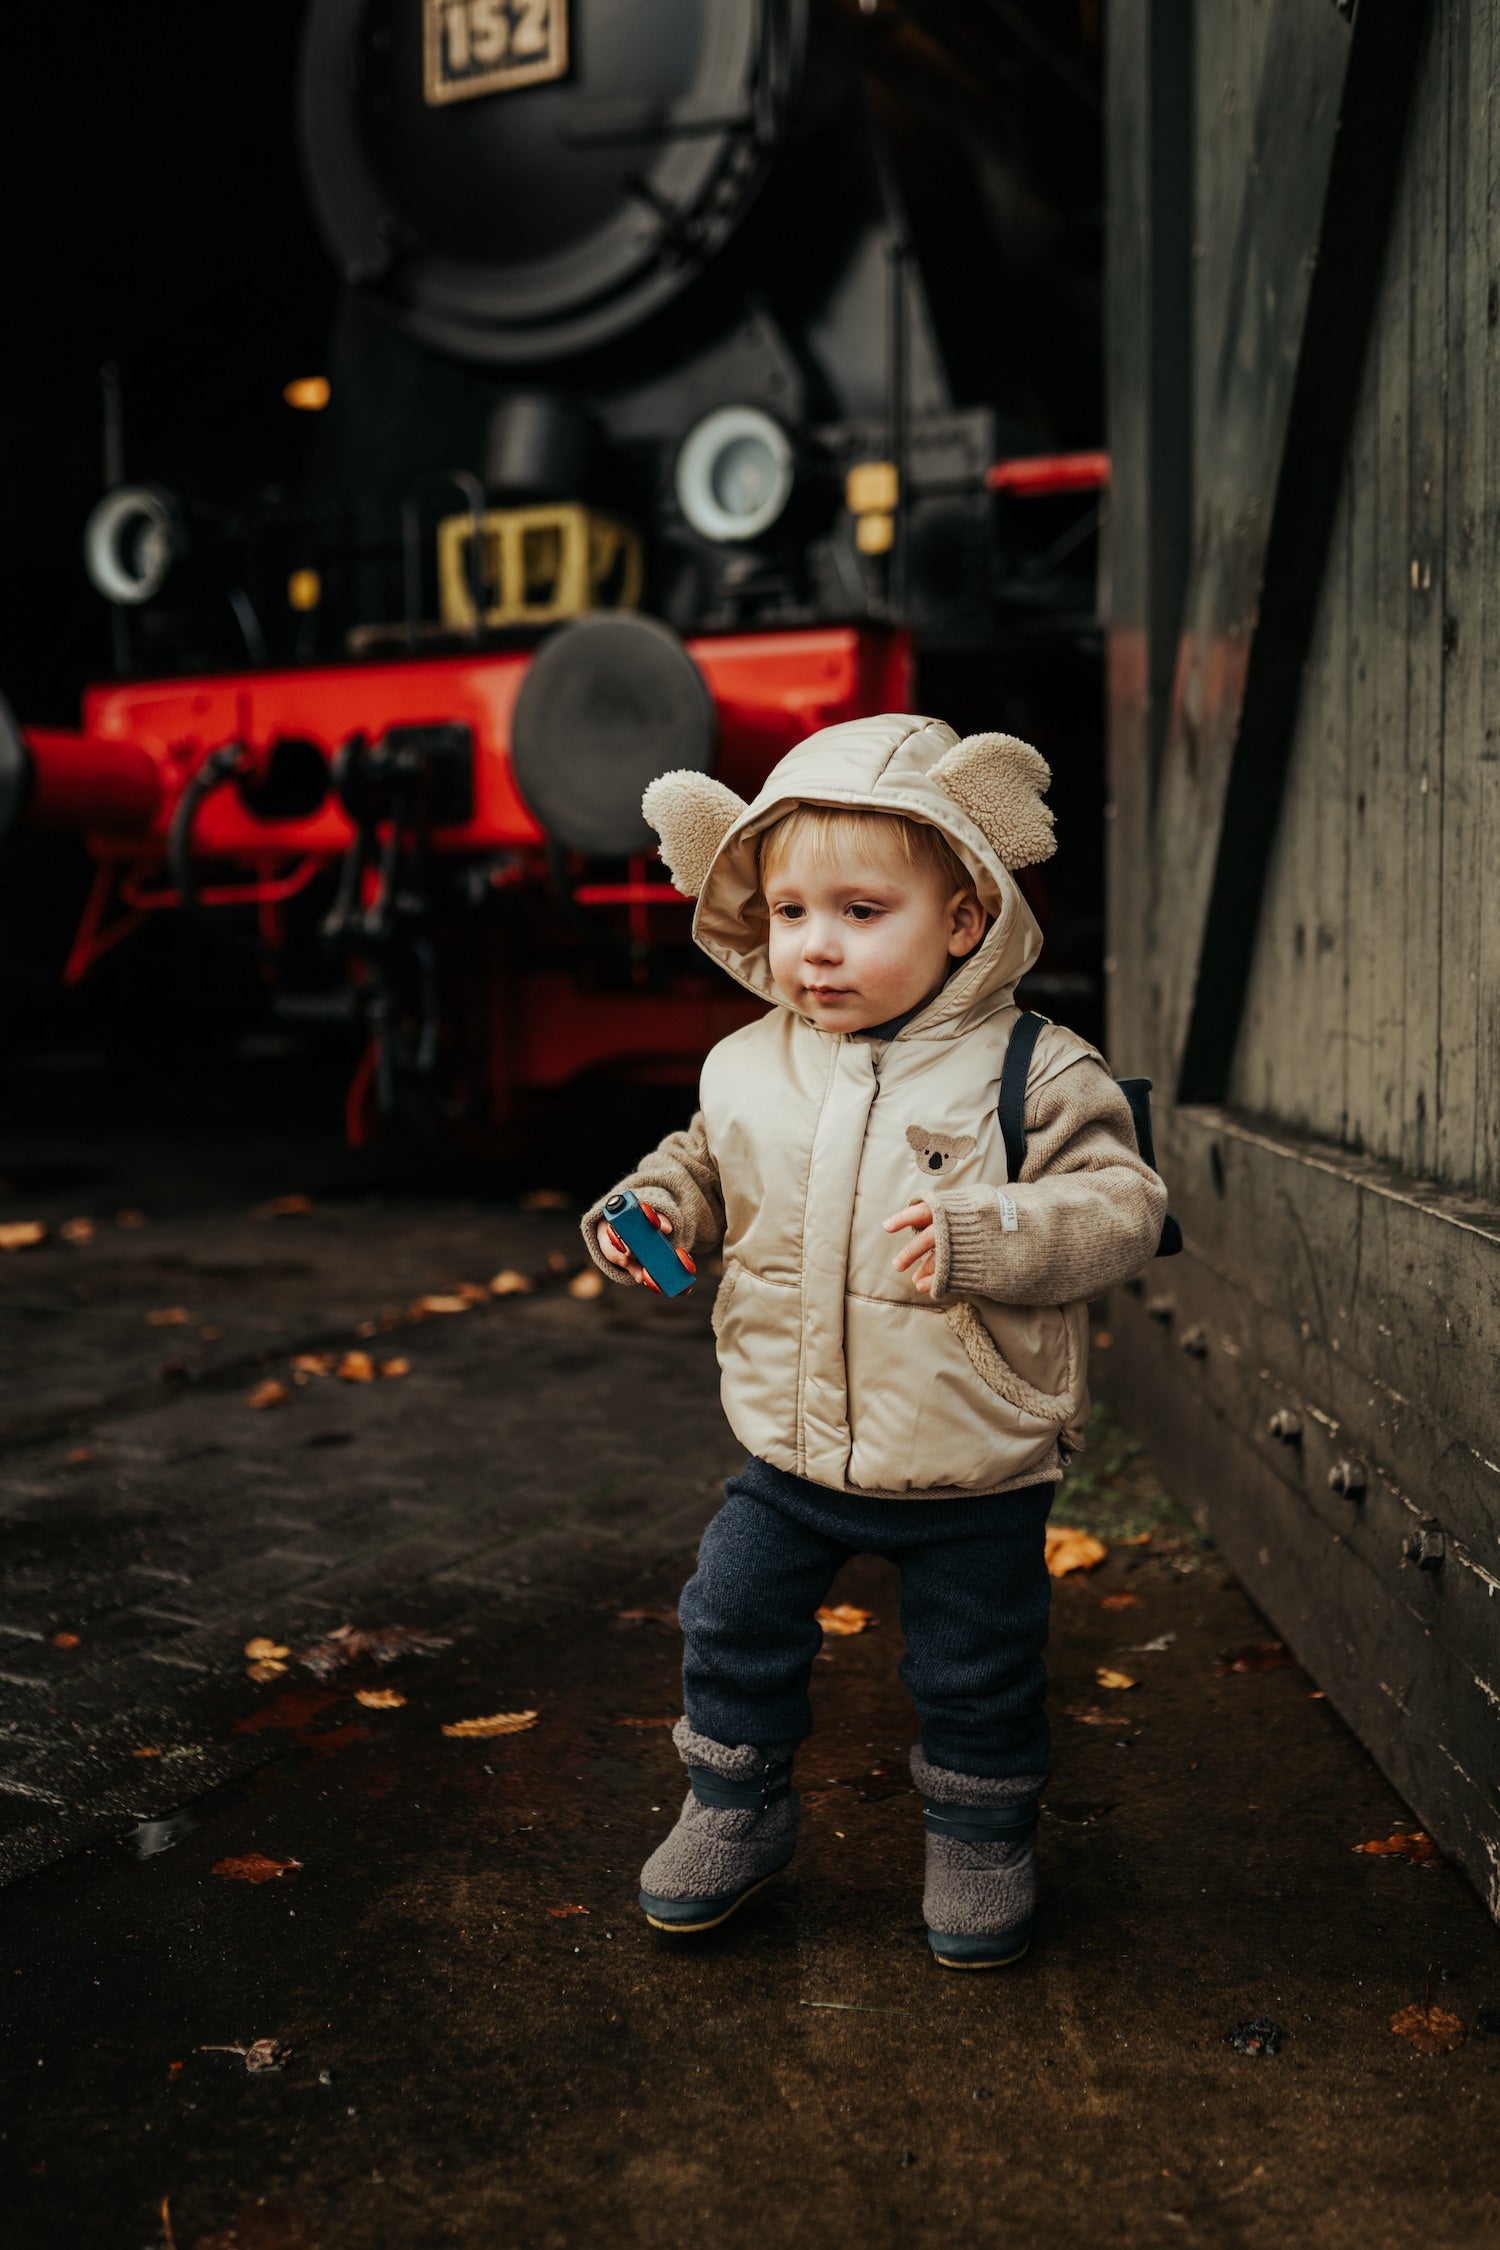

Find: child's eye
846;904;881;923
772;903;804;921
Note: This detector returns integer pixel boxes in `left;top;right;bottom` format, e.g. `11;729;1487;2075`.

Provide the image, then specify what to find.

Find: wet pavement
3;1058;1499;2248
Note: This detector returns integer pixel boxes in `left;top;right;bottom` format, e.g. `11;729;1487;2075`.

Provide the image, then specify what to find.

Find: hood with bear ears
641;712;1056;1032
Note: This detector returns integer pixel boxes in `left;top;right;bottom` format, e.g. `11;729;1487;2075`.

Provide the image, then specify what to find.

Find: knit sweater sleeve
578;1109;726;1285
926;1057;1167;1307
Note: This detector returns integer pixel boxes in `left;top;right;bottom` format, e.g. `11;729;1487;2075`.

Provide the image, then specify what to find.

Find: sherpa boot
913;1747;1046;1969
637;1720;799;1933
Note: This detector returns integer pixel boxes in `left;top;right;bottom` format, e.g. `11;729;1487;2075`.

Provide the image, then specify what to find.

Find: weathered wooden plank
1344;232;1383;1160
1402;6;1448;1185
1099;1303;1500;1922
1100;1102;1500;1917
1131;0;1351;1091
1476;10;1500;1200
1228;480;1351;1134
1104;0;1192;1080
1152;1107;1500;1557
1435;0;1486;1193
1103;0;1153;1073
1367;121;1412;1169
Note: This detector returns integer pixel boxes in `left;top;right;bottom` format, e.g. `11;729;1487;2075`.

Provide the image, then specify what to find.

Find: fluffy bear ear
928;733;1056;869
640;770;749;897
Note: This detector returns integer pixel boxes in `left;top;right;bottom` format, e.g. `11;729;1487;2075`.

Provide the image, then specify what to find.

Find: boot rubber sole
928;1919;1033;1969
638;1871;781;1933
932;1937;1031;1970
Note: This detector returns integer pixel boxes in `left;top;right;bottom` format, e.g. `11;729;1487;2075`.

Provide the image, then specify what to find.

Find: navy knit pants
679;1455;1054;1779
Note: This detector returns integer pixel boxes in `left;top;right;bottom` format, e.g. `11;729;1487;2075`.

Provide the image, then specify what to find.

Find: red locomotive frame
25;625;913;1144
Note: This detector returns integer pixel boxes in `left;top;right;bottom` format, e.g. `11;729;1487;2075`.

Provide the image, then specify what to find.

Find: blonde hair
757;804;977;900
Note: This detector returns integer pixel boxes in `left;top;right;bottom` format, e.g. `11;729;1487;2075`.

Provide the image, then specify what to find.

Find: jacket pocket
712;1264;802;1467
710;1258;740;1341
941;1299;1086;1427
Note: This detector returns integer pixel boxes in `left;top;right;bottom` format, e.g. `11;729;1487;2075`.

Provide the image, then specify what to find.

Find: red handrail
986;451;1110;497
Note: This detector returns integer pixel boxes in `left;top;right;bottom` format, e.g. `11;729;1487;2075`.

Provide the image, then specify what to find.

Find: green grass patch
1055;1402;1211;1551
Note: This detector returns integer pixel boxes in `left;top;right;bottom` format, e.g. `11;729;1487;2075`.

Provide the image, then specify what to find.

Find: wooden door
1105;0;1500;1915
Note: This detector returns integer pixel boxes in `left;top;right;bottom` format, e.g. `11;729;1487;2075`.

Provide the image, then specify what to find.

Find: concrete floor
3;1053;1498;2249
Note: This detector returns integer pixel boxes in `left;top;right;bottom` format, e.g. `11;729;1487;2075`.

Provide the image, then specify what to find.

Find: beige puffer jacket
582;713;1167;1501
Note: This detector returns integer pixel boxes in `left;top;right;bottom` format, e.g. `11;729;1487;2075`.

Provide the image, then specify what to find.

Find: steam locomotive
1;0;1104;1144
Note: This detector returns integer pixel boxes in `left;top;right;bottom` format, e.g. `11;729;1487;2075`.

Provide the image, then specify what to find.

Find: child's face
763;833;986;1033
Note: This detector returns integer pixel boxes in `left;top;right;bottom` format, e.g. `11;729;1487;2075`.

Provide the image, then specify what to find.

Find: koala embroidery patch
905;1125;977;1179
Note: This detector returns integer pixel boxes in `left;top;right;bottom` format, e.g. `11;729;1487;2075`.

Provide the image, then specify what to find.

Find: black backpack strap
1116;1076;1184;1258
998;1009;1045;1182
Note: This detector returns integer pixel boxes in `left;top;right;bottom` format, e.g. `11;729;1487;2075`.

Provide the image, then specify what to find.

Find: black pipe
165;742;266;958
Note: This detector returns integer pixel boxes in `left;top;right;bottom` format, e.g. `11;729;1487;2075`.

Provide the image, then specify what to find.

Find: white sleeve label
997;1190;1019;1233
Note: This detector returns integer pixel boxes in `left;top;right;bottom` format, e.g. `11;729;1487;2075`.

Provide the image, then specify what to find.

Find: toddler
582;713;1166;1967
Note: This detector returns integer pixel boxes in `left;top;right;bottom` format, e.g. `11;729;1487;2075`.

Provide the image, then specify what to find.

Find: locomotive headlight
674;407;795;545
83;483;180;606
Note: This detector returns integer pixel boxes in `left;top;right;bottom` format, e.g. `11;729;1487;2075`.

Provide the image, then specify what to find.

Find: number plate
423;0;568;107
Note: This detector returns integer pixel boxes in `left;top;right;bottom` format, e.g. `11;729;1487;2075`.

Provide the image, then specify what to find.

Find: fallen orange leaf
213;1853;302;1884
441;1710;539;1738
0;1220;45;1252
455;1282;490;1305
247;1380;291;1410
245;1637;290;1662
568;1269;606;1300
199;1326;223;1341
254;1194;311;1219
147;1307;191;1327
116;1208;146;1229
246;1658;288;1683
546;1252;570;1275
521;1189;571;1210
355;1687;406;1709
614;1716;676;1728
293;1353;336;1376
1096;1667;1138;1691
1120;1531;1154;1547
336;1351;376;1382
133;1746;162;1759
66;1447;93;1465
613;1606;679;1627
415;1294;471;1315
1390;2003;1464;2055
378;1357;410;1379
59;1217;96;1244
51;1631;80;1650
1091;1329;1113;1349
489;1270;535;1297
1354;1831;1441;1865
1045;1525;1108;1577
816;1604;875;1637
1100;1593;1144;1611
547;1903;590;1917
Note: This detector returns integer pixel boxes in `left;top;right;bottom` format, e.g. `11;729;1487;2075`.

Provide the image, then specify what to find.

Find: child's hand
884;1200;937;1293
595;1200;696;1294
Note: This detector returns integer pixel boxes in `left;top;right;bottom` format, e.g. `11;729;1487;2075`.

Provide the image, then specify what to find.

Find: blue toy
602;1189;697;1296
